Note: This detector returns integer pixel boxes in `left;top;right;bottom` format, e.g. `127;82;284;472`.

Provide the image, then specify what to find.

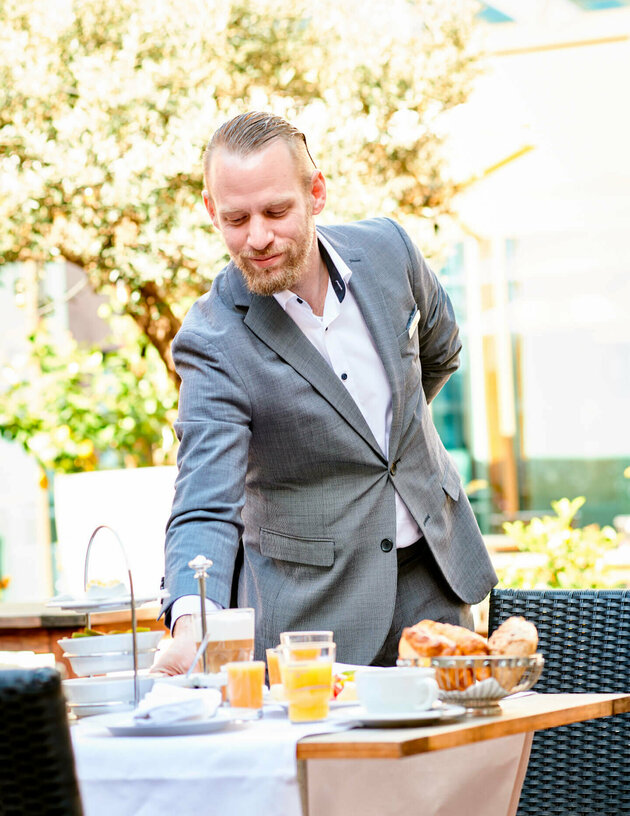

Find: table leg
297;759;309;816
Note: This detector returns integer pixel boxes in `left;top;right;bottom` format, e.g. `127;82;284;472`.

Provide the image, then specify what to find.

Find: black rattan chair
489;588;630;816
0;667;83;816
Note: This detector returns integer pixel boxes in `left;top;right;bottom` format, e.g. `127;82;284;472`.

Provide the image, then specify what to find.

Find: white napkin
133;681;222;724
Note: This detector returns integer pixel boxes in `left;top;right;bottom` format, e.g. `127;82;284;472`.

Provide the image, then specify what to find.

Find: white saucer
272;698;361;712
91;708;244;737
46;593;158;612
330;702;467;728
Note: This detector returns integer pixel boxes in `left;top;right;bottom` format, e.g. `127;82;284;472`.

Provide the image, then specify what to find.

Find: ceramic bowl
63;674;155;716
58;629;164;656
59;630;164;676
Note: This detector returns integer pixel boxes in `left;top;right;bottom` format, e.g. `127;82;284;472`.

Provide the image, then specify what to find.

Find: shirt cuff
170;595;224;634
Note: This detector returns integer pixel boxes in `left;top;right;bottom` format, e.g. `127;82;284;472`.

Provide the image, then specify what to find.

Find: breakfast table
70;691;630;816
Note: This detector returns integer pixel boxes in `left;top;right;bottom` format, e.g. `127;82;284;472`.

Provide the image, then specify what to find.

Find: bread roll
488;616;538;656
487;616;539;689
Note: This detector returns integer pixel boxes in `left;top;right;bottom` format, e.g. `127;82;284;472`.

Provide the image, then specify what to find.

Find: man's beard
233;218;315;297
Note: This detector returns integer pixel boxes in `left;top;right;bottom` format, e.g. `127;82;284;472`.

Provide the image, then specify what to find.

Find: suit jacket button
380;538;394;553
389;462;397;476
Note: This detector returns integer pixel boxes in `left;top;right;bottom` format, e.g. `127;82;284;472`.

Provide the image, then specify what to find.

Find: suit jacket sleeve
162;325;252;622
387;218;462;404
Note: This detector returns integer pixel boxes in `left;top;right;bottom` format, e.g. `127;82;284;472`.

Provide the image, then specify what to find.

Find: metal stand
84;525;140;707
187;555;214;673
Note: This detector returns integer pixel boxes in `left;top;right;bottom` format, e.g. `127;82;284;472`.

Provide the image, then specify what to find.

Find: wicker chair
489;588;630;816
0;667;83;816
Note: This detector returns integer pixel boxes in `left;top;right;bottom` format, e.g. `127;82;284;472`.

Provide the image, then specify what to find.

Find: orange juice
281;660;333;722
266;647;282;686
226;661;265;709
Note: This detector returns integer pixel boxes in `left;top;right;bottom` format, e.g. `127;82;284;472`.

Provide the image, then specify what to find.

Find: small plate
47;593;159;612
330;702;466;728
95;708;242;737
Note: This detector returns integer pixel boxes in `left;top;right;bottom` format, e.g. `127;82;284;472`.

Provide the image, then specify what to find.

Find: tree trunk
127;281;182;388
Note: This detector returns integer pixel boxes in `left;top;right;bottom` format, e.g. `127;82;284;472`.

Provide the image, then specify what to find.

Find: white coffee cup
355;667;439;714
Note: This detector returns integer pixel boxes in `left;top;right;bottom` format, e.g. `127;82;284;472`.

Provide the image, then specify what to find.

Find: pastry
487;616;539;689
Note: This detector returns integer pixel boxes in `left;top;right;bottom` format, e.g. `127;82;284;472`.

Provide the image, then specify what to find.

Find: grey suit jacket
162;217;497;664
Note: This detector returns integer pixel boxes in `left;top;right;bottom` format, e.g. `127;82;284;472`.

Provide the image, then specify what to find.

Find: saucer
330;702;466;728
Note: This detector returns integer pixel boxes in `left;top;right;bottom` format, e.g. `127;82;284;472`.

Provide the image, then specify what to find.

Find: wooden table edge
296;693;630;760
0;603;163;630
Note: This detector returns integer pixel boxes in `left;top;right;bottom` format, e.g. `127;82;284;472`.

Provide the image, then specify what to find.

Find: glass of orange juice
226;661;265;717
279;631;333;661
280;641;336;723
266;646;283;686
280;631;333;646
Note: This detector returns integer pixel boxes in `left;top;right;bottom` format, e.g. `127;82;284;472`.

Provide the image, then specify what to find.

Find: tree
0;0;481;470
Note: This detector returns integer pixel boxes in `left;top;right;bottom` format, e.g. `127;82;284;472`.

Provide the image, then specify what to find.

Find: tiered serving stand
46;524;165;717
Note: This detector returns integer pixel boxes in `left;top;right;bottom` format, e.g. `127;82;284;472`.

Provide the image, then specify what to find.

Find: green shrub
499;497;621;589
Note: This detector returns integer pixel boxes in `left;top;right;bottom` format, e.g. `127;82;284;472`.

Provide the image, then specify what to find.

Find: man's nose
247;217;273;251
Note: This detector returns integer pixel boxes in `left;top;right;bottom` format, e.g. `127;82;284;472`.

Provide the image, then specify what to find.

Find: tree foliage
0;0;481;471
0;321;178;472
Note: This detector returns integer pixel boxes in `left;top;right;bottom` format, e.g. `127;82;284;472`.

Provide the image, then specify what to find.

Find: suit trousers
369;536;475;666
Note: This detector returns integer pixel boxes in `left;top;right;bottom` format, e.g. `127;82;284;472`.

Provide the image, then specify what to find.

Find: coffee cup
355;667;439;714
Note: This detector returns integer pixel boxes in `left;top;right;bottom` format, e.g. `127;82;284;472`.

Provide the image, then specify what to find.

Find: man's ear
202;189;219;229
310;170;327;216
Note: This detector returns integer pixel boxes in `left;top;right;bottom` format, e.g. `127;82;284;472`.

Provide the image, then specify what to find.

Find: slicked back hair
203;112;316;192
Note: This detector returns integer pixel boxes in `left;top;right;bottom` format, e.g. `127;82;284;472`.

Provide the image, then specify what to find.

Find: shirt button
297;297;303;304
341;372;348;381
380;538;394;553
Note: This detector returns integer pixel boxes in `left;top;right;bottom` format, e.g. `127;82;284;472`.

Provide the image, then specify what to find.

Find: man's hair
202;111;316;191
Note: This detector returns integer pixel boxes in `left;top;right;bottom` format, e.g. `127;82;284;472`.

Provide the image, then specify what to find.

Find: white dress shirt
171;230;421;628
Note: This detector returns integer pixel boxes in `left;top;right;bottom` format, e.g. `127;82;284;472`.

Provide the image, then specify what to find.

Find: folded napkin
133;681;222;725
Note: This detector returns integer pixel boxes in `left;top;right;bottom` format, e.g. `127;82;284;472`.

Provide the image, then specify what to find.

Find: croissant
399;620;490;690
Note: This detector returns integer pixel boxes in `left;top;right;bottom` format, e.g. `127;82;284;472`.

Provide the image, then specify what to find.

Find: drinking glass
226;661;265;716
280;641;336;723
193;608;255;673
279;631;334;661
266;646;283;687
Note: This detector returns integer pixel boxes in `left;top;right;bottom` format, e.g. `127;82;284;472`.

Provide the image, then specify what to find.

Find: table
71;692;630;816
0;602;167;677
298;692;630;816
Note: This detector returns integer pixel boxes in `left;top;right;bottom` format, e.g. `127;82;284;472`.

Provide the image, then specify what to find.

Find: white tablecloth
72;704;531;816
71;707;351;816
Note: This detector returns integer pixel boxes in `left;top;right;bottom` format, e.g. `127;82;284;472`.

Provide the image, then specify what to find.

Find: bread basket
423;654;544;715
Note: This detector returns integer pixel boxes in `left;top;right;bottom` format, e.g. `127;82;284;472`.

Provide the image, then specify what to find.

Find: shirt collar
274;229;352;312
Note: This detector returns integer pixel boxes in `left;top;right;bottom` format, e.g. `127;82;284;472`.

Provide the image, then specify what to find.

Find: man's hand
150;615;199;676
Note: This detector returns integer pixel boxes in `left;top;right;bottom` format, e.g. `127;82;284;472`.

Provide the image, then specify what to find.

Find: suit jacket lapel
227;264;386;460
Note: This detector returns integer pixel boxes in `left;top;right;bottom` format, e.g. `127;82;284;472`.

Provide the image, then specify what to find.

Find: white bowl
67;701;134;719
58;629;164;656
64;649;157;677
63;674;155;706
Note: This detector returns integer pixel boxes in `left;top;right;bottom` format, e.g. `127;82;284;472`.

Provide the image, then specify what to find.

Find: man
154;111;496;674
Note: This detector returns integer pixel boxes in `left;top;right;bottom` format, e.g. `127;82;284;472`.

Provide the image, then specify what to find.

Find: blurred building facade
432;0;630;529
